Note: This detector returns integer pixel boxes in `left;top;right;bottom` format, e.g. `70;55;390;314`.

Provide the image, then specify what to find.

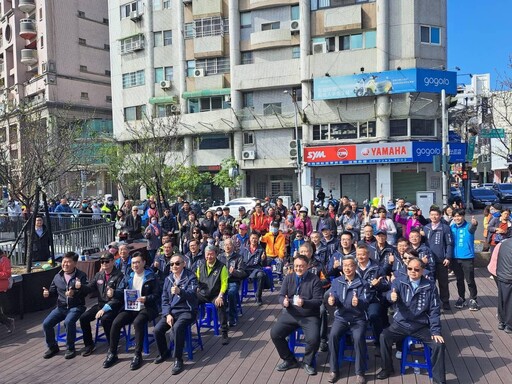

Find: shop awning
182;88;231;99
148;96;178;105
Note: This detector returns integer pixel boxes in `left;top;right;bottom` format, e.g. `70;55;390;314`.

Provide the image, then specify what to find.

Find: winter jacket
294;216;313;237
32;225;52;262
329;274;373;322
114;256;132;276
279;271;323;318
260;232;286;259
86;268;124;312
0;255;12;292
48;268;89;309
423;222;454;262
387;274;442;336
327;247;356;277
240;245;266;273
218;251;247;283
496;238;512;284
116;268;160;313
161;268;198;317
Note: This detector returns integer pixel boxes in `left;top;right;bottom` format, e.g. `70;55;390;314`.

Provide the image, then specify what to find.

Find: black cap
375;229;387;236
100;253;114;261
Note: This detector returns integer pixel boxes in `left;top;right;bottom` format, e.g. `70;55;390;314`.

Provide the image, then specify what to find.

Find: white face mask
271;227;279;234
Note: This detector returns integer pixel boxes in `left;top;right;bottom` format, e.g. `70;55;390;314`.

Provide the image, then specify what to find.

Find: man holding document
103;252;160;371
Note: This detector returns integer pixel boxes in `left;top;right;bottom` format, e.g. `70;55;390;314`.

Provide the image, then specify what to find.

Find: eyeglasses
407;267;421;272
169;262;182;266
100;260;111;264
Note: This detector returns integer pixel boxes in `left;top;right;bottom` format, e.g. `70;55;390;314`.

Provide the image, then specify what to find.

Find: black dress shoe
303;363;317;376
43;345;60;359
222;333;229;345
81;344;96;357
276;359;298;371
319;339;328;352
376;369;393;380
171;359;184;375
130;353;143;370
103;352;118;368
64;349;76;360
327;372;338;383
154;351;169;364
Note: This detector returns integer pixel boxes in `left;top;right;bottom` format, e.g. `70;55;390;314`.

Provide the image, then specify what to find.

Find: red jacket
250;212;268;234
0;255;12;292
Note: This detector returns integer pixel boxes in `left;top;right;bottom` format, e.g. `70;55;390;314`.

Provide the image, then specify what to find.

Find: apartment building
110;0;458;205
0;0;112;197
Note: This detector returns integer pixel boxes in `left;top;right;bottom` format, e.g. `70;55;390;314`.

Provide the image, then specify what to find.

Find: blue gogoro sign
314;68;457;100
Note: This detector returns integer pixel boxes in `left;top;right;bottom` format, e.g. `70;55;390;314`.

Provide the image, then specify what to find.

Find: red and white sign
304;142;413;166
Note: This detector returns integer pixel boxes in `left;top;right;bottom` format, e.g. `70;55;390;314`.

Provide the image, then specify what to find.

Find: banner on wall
304;141;466;166
313;68;457;100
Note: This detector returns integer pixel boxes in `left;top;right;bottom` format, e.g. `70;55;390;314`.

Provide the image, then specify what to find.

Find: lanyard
295;274;303;295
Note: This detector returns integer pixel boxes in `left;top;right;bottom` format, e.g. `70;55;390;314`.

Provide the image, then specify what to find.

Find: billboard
313;68;457;100
304;141;466;166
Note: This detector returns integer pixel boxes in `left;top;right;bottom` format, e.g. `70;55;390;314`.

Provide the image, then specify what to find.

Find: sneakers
395;350;402;359
455;298;466;309
43;345;60;359
5;317;14;333
498;322;506;330
355;374;367;384
468;299;480;311
303;362;317;376
504;326;512;334
276;359;298;371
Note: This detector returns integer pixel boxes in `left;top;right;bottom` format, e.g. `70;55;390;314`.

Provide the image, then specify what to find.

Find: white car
210;197;261;213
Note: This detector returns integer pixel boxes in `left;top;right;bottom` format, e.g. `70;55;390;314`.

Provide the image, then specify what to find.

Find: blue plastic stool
56;322;83;344
288;327;316;366
241;278;257;302
199;303;220;336
400;337;433;378
94;318;108;343
263;267;275;292
125;318;157;355
169;320;203;360
337;331;368;370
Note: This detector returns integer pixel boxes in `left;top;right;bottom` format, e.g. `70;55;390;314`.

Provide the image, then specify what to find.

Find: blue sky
448;0;512;89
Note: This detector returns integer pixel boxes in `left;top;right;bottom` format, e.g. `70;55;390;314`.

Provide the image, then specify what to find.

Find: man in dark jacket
218;237;246;326
496;238;512;333
103;252;160;371
79;253;124;356
327;256;373;384
377;258;446;384
153;254;198;374
240;232;268;305
125;206;143;240
270;254;323;376
196;245;229;345
32;216;52;262
42;252;88;359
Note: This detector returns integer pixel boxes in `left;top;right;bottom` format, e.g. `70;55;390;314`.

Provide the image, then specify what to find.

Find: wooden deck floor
1;267;511;384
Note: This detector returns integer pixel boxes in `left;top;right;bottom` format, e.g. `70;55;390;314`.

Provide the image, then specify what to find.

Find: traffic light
462;170;468;180
289;140;298;159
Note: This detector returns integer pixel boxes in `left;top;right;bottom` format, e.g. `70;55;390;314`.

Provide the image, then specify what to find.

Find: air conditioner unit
170;104;180;114
312;41;327;54
224;95;231;103
290;20;300;33
130;10;141;21
160;80;171;89
194;68;205;77
242;150;256;160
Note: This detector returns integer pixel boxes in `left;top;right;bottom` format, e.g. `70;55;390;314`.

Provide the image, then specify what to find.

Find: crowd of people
5;193;509;384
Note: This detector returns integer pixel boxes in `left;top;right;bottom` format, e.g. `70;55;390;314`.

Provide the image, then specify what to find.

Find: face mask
408;211;414;217
208;239;214;245
271;228;279;235
151;220;157;225
82;203;88;208
287;215;294;221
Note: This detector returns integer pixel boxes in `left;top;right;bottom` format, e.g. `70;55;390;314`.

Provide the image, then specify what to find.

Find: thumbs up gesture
74;279;81;289
283;295;290;308
107;287;114;298
471;216;477;226
328;292;335;306
352;290;358;307
388;254;394;265
42;287;49;298
333;258;341;269
391;287;398;302
171;282;180;295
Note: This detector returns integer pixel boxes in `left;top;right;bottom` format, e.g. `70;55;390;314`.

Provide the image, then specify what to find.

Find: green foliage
166;165;211;199
212;158;243;189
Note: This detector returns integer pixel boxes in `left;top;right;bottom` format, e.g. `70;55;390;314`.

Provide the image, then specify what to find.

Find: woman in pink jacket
294;207;313;238
0;249;15;333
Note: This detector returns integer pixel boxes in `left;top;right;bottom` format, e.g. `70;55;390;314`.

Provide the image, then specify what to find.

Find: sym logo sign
337;147;349;159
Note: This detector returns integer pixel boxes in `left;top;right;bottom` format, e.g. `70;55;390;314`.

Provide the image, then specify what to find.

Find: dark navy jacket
330;274;373;322
161;268;198;317
116;268;160;313
48;268;88;309
423;222;453;262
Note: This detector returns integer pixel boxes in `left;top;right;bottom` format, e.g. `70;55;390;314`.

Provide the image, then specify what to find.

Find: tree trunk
42;192;55;265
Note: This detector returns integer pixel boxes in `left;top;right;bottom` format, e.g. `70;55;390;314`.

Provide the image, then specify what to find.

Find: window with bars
154;66;174;83
195;57;230;75
312;121;376;140
120;34;145;53
184;17;229;39
120;1;142;18
122;70;145;88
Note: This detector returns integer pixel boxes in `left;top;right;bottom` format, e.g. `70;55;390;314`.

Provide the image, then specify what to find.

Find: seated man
218;237;246;326
42;252;88;359
377;257;446;384
103;252;160;371
79;252;124;356
114;244;132;276
240;232;268;306
270;255;323;376
327;256;372;384
153;254;198;375
196;245;230;345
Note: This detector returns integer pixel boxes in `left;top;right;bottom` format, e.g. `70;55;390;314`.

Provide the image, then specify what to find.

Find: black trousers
154;312;195;360
109;308;159;355
79;304;118;347
328;319;367;375
379;322;446;384
451;258;478;300
247;269;266;300
435;262;450;305
197;291;228;334
498;280;512;327
270;310;320;366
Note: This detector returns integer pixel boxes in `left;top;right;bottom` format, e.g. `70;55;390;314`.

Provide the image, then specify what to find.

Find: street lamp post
285;89;303;204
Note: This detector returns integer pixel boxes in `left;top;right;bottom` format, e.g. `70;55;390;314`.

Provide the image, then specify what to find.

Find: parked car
470;188;499;209
211;197;261;213
478;183;495;190
493;183;512;202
